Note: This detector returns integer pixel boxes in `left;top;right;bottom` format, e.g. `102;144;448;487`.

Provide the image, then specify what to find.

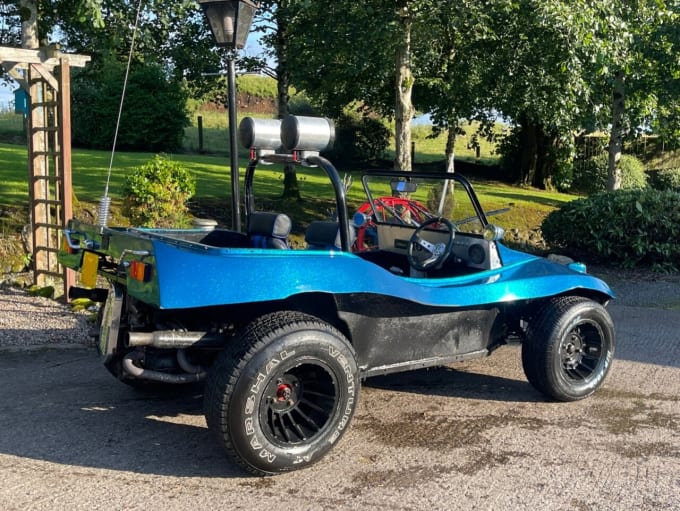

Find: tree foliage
285;0;438;169
0;3;22;47
533;0;680;189
1;0;224;98
4;0;679;193
71;59;189;151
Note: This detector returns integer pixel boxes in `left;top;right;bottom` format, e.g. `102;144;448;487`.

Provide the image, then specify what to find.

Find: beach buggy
59;115;615;475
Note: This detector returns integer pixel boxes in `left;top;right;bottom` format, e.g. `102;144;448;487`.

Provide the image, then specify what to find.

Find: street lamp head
198;0;258;49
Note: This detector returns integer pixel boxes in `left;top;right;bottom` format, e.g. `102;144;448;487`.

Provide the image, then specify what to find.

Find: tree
535;0;680;190
0;3;22;48
393;1;416;171
287;0;436;171
649;4;680;145
243;0;303;198
599;2;679;190
476;1;603;188
71;59;188;151
18;0;39;48
0;0;221;100
412;3;496;173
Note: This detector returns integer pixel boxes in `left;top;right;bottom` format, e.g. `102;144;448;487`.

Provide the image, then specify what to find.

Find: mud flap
99;284;125;362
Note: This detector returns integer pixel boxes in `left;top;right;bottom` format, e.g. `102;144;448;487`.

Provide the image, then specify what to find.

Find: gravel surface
0;283;93;350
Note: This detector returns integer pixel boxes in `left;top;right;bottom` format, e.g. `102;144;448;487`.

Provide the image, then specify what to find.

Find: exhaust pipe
128;330;224;349
122;351;206;384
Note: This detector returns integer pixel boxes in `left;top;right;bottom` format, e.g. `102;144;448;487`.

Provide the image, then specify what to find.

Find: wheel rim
259;361;338;446
560;321;606;382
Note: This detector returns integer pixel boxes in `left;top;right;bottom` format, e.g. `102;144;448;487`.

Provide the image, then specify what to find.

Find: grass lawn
0;106;580;238
0;140;577;241
409;122;504;166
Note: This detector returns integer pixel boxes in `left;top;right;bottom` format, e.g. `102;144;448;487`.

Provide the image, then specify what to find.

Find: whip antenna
98;0;144;227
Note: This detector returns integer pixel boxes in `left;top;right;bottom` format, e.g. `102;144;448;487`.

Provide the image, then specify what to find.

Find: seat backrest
305;221;355;250
247;212;292;249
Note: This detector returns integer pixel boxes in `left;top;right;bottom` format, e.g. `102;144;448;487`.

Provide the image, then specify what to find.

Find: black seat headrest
305;221;354;250
248;212;292;238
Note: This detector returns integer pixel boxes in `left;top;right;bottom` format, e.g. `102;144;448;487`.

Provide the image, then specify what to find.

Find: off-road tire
204;311;359;476
522;296;615;402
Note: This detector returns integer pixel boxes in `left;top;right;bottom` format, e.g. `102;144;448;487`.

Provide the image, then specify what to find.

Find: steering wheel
407;217;455;271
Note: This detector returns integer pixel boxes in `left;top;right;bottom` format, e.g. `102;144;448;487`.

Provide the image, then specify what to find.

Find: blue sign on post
14;89;28;115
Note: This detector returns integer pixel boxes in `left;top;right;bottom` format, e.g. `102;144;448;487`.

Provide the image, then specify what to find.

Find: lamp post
198;0;258;232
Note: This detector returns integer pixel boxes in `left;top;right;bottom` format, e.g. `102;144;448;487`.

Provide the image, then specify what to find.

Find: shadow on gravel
364;366;544;403
0;350;247;478
0;349;545;479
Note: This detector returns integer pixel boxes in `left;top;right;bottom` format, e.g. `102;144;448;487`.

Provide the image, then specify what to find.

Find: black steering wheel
407;217;455;271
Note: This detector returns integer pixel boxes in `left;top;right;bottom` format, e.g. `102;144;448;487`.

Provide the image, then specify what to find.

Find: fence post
198;115;204;152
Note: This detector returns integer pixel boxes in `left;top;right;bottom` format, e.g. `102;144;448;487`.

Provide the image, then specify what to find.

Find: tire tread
204;310;354;476
522;296;613;402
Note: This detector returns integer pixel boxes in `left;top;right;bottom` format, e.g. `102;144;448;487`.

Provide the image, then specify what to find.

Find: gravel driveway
0;272;678;510
0;283;92;349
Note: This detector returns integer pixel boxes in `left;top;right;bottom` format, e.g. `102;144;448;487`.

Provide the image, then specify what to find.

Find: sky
1;81;13;103
0;28;264;108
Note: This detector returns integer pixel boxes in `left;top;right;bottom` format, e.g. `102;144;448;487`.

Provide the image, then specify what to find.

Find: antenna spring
97;196;112;227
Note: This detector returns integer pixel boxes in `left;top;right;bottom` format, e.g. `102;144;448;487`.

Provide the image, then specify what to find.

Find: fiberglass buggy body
59;115;615;476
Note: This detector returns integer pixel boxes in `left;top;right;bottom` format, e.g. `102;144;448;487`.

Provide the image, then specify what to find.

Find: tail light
129;260;152;282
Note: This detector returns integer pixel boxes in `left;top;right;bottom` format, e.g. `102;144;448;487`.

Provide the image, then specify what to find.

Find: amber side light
129;260;152;282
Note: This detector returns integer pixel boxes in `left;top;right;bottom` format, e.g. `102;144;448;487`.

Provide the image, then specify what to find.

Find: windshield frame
360;170;489;230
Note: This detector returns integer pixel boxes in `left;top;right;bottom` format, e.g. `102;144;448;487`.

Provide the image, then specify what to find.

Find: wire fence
574;133;669;171
0;100;15;113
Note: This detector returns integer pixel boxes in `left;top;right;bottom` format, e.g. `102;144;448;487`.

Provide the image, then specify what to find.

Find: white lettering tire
522;296;615;402
204;311;359;475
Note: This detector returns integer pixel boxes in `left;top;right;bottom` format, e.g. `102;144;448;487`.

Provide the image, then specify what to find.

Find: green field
0;102;582;241
181;108;502;164
0;137;577;240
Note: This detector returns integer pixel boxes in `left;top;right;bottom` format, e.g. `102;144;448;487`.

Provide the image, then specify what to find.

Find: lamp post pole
226;50;241;231
198;0;258;233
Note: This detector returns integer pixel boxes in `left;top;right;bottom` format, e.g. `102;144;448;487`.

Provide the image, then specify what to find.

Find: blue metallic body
144;234;613;310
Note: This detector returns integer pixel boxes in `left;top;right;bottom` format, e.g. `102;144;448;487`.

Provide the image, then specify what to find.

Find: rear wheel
204;311;359;475
522;296;615;402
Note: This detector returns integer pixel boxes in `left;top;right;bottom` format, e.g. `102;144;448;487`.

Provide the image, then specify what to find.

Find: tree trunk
20;0;39;49
607;70;625;191
537;135;557;190
444;125;456;173
534;127;556;190
394;7;414;171
436;125;456;215
519;121;538;186
275;6;300;199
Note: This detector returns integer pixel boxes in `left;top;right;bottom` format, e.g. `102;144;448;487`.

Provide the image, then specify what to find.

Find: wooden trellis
1;46;89;296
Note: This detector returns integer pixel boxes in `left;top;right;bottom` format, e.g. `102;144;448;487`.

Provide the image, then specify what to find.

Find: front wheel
204;311;359;475
522;296;615;402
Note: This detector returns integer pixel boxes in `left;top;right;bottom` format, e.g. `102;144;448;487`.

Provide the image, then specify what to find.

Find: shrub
571;154;647;194
648;167;680;192
325;114;390;164
288;94;318;116
72;61;189;152
541;189;680;271
122;155;196;227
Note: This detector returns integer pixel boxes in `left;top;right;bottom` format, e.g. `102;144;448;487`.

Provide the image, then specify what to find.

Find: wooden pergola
0;45;90;297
